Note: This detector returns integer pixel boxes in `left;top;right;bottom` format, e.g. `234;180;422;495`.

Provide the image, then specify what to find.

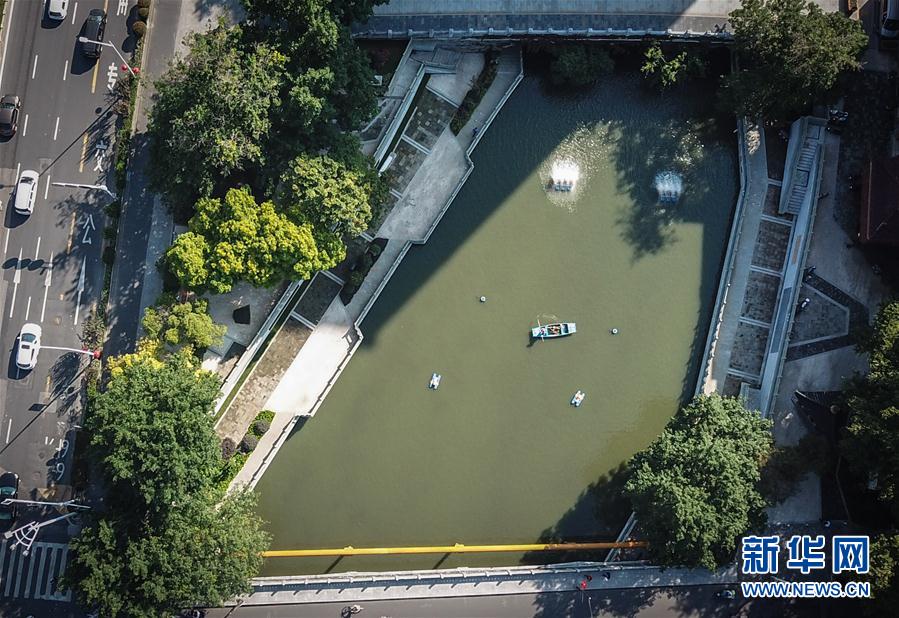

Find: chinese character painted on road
741;535;780;575
786;535;827;574
833;536;869;575
117;0;129;17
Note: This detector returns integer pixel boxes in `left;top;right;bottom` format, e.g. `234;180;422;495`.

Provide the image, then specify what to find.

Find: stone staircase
779;119;825;216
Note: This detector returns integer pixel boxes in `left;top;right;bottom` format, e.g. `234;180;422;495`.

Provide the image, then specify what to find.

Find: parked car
15;323;42;371
14;169;38;215
81;9;106;58
0;472;19;523
0;95;20;137
47;0;68;21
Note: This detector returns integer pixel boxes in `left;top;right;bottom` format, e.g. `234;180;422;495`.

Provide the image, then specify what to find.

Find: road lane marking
24;295;31;320
0;0;15;91
35;236;40;258
117;0;127;17
81;214;95;245
3;229;9;253
53;117;60;141
5;419;10;444
74;257;86;326
71;2;78;25
66;213;76;252
62;59;68;81
31;55;38;80
43;174;50;199
21;113;28;136
79;134;87;173
91;60;98;93
41;252;52;323
14;162;19;185
9;247;21;318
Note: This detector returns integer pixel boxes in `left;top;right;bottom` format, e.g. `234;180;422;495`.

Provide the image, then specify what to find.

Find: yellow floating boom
263;541;647;558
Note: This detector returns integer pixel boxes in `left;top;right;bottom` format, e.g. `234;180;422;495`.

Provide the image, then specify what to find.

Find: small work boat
571;390;586;407
531;322;576;339
429;373;441;390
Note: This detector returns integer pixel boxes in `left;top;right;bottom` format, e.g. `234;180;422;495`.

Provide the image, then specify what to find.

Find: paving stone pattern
217;318;313;443
762;184;793;221
407;88;457;150
295;273;343;325
731;320;770;376
741;270;781;324
390;138;430;189
789;286;849;343
786;273;870;361
751;220;792;272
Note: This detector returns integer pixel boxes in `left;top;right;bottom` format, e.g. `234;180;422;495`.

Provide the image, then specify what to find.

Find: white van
14;170;38;215
883;0;899;38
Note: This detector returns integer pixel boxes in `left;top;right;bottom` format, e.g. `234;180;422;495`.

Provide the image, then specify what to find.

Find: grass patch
450;51;498;135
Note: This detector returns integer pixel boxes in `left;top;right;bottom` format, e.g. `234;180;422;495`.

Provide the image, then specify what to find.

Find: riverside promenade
229;45;524;489
354;0;840;37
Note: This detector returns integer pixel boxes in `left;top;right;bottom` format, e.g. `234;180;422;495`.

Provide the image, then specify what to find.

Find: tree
142;297;226;351
166;188;344;293
277;155;373;236
723;0;867;121
862;534;899;615
842;301;899;518
64;489;269;617
87;352;222;516
548;45;614;87
148;25;286;208
640;43;704;89
624;394;773;569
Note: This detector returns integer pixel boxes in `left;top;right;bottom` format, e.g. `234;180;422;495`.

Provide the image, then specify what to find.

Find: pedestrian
603;572;611;581
579;578;588;590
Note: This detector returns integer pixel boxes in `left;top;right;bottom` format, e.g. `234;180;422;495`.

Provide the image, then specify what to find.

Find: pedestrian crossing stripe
0;540;71;601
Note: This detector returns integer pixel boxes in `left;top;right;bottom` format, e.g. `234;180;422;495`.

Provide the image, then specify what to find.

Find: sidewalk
106;1;244;357
238;563;737;606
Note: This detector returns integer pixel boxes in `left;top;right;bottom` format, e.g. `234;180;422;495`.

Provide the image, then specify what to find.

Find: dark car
81;9;107;58
0;95;20;137
0;472;20;523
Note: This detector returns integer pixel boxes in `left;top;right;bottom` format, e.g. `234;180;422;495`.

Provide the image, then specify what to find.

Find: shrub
102;245;116;265
349;270;365;288
252;420;271;437
105;200;122;219
368;243;382;258
256;410;275;424
221;438;237;460
132;21;146;38
137;0;151;8
138;7;150;20
103;225;117;241
240;434;259;453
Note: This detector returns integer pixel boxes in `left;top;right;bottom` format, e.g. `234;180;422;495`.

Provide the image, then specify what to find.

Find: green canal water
255;72;738;575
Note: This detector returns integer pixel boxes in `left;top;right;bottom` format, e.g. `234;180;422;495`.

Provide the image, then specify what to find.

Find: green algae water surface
255;71;738;575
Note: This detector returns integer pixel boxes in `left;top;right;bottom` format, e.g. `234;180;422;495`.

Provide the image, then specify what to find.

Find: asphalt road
0;0;132;511
203;587;821;618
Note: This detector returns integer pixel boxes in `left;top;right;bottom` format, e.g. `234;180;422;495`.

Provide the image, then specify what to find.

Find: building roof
860;155;899;245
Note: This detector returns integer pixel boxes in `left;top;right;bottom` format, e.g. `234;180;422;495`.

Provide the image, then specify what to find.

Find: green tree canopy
723;0;867;121
142;297;227;351
277;155;373;236
148;25;286;208
548;45;614;87
166;188;344;294
624;394;773;569
842;301;899;518
862;533;899;615
87;352;221;516
65;489;269;617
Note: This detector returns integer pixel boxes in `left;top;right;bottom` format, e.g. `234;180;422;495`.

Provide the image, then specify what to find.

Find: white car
47;0;68;21
15;323;41;371
14;170;38;215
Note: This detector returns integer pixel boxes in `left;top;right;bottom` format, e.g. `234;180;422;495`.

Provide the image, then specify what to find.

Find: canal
256;70;738;575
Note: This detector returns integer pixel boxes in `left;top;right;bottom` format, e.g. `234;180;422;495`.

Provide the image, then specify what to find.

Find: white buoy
610;328;619;335
479;296;487;303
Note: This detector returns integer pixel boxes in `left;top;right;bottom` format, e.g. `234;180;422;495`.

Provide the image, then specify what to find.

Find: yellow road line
91;60;98;94
66;212;76;253
263;541;649;558
79;134;87;173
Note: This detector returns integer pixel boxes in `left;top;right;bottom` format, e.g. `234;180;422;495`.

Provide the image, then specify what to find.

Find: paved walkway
355;0;840;36
239;563;737;606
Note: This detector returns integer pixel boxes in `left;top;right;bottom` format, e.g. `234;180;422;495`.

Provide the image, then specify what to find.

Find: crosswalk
0;539;71;601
